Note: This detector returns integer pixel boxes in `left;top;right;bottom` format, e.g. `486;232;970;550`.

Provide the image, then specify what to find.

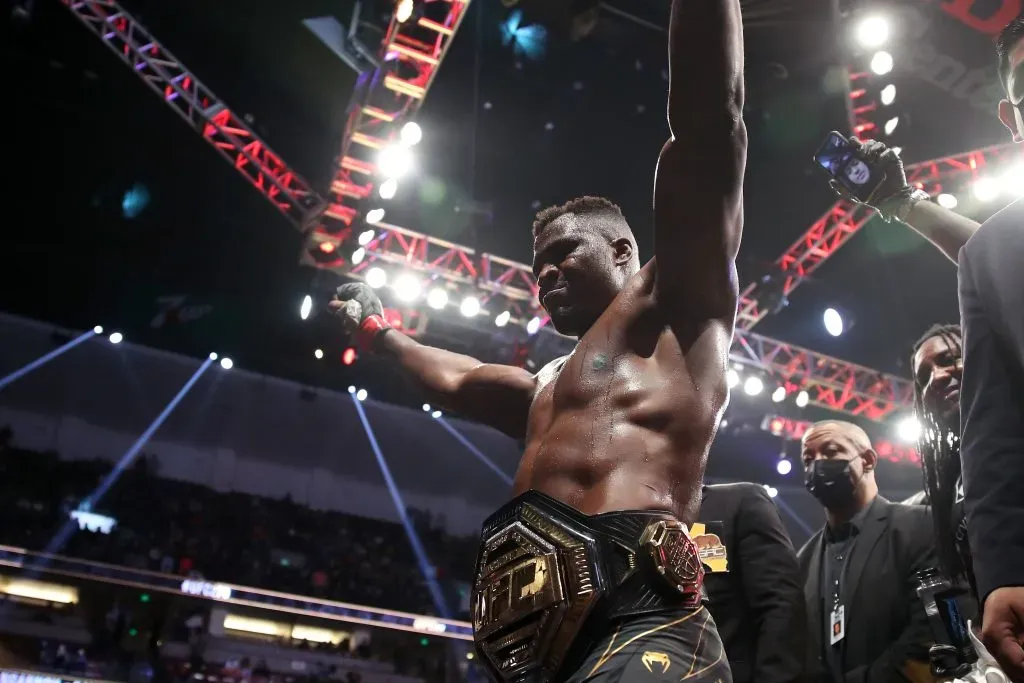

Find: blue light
121;182;151;219
501;10;547;61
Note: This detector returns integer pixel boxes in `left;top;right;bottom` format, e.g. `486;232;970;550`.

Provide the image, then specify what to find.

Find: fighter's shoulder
535;355;569;384
704;481;770;502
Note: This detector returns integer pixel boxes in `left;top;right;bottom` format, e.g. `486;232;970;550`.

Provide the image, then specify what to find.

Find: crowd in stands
0;428;478;617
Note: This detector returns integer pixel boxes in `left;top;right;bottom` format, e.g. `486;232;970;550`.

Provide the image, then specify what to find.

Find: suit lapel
805;531;825;658
841;497;890;627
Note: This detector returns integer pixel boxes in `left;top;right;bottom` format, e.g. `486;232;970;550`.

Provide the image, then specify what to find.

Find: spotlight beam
42;355;216;558
349;394;452;618
435;417;514;486
0;329;98;392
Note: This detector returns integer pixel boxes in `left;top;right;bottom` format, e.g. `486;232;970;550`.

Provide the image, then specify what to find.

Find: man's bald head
805;420;873;453
801;419;878;481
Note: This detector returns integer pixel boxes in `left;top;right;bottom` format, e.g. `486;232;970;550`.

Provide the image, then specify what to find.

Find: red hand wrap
355;314;392;353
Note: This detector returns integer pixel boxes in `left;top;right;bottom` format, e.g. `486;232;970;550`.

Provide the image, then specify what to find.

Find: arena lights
896;416;921;442
764;485;779;499
426;287;448;310
880;84;896;106
494;311;512;327
431;410;442;419
776;458;793;476
870;51;894;76
395;0;415;24
937;193;958;209
300;295;313;320
356;388;368;401
422;403;431;412
378;145;413;180
459;296;481;318
108;332;124;344
314;349;324;359
365;267;388;289
400;122;423;147
342;348;357;366
743;375;764;396
883;116;899;135
366;208;386;224
209;352;219;360
219;357;234;370
771;386;787;403
823;307;845;337
393;273;423;303
379;178;398;200
93;325;104;334
358;230;376;246
526;316;542;335
351;247;367;265
854;15;890;48
726;368;740;389
795;390;810;408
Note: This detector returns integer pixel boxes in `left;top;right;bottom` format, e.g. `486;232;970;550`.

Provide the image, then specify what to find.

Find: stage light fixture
396;0;414;23
426;287;448;310
973;177;999;202
356;388;368;401
795;390;810;408
764;485;779;498
358;229;376;246
348;386;356;394
772;386;787;403
854;15;889;48
400;122;422;146
378;144;413;179
351;247;367;265
366;208;386;224
431;410;442;419
880;84;896;105
314;349;324;359
1001;163;1024;196
422;404;431;412
726;369;740;389
870;51;893;75
342;348;357;366
494;311;511;327
365;267;388;289
220;357;234;370
300;295;313;320
379;178;398;200
319;242;336;254
460;296;481;318
93;326;104;334
823;307;845;337
883;116;899;135
776;459;793;476
109;332;124;345
526;317;542;335
937;193;958;209
393;273;422;303
743;376;764;396
896;416;921;442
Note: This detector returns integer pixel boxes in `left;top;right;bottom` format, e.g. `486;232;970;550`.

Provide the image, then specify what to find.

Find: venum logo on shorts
641;651;671;674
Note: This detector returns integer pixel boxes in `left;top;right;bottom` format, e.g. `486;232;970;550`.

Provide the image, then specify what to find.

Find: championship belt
471;491;704;683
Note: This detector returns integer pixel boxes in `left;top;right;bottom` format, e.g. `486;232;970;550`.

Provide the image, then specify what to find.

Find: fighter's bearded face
531;213;637;338
912;334;962;426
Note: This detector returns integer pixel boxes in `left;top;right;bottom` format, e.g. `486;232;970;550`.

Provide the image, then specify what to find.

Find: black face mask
805;458;858;508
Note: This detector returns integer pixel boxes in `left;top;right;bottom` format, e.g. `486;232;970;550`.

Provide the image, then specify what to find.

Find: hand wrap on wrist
355;314;392;353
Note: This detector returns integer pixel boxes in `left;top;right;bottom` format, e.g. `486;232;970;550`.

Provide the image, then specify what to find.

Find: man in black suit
797;420;937;683
698;482;807;683
957;16;1024;682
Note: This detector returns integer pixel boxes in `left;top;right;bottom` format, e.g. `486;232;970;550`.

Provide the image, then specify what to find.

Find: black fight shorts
563;607;732;682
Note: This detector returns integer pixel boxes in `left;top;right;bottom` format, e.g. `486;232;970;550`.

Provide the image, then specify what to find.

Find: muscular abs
513;264;731;524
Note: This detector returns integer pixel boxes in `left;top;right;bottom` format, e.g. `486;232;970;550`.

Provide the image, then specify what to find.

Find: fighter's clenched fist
327;282;391;351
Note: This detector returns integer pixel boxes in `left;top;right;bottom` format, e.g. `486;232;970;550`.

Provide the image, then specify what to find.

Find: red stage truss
736;142;1021;331
62;0;326;228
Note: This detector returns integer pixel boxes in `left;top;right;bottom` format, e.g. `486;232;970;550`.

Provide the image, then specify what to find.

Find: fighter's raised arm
654;0;746;328
328;283;536;439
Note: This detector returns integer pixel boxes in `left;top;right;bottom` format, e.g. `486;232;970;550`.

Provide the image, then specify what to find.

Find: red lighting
320;242;336;253
769;418;785;436
342;347;357;366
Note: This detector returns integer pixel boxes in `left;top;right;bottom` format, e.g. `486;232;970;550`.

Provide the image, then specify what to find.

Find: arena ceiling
3;0;1020;423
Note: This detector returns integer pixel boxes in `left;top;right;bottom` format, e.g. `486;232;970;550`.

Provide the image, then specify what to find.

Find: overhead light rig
762;414;920;465
313;0;470;242
735;142;1020;331
61;0;325;228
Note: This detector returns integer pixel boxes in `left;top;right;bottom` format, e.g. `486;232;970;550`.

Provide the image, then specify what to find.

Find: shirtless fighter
329;0;746;678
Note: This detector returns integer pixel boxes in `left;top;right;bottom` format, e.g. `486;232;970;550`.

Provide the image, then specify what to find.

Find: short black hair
996;14;1024;93
532;196;624;237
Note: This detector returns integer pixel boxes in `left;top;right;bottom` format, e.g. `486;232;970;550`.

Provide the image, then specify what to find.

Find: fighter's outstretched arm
654;0;746;329
330;284;536;439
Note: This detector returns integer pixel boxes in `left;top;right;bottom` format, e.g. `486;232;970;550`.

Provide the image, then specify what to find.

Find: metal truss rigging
735;143;1021;331
62;0;325;228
